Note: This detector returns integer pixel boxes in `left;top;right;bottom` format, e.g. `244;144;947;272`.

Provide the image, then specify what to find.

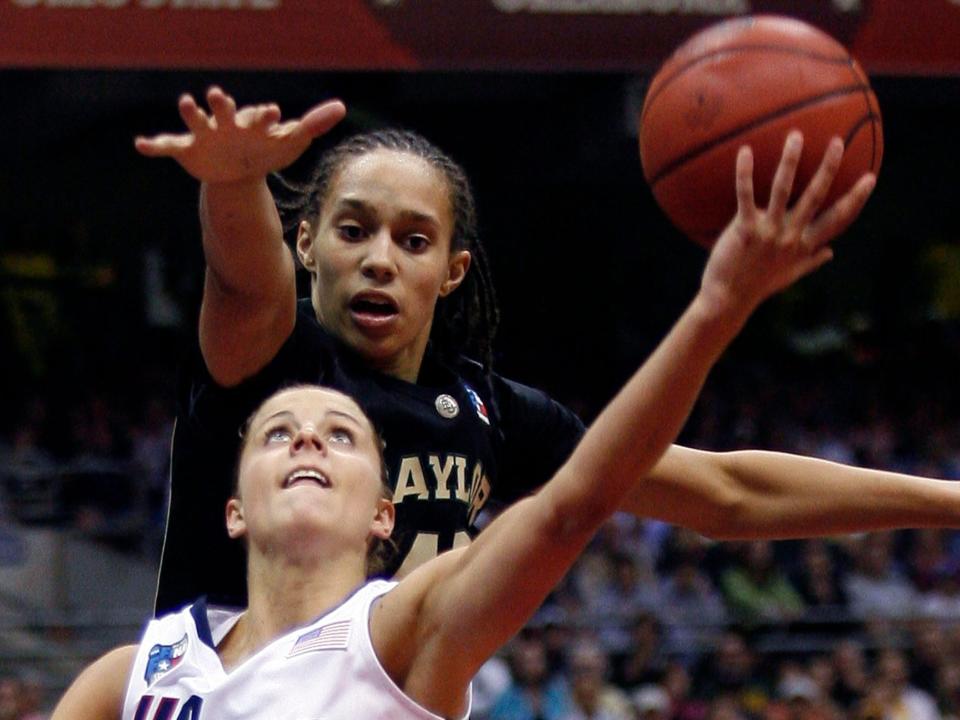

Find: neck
310;289;430;384
219;548;367;670
366;340;428;383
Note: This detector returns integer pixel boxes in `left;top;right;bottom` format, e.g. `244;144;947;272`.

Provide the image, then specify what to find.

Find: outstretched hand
134;86;346;184
701;131;876;316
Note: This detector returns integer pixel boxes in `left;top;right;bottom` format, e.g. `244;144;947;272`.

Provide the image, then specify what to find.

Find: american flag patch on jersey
288;620;352;657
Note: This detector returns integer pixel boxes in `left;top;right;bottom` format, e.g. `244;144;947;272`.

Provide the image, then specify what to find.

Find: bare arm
135;87;346;385
373;133;876;716
50;645;135;720
627;444;960;540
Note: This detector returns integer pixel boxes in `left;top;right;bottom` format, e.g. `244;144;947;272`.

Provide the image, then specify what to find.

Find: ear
370;498;395;541
439;250;471;297
226;497;247;540
296;221;316;269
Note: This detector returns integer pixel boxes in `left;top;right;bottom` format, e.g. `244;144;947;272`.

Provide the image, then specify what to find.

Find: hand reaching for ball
700;131;876;316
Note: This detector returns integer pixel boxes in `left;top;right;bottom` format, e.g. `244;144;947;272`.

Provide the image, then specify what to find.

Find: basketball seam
641;45;852;127
647;84;873;187
844;62;882;172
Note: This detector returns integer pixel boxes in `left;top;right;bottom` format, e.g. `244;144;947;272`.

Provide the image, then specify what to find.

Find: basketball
638;15;883;247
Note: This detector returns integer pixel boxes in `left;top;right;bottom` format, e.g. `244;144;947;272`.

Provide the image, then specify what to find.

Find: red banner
1;0;958;74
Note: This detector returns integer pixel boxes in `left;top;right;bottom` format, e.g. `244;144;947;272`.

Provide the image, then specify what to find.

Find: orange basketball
639;15;883;247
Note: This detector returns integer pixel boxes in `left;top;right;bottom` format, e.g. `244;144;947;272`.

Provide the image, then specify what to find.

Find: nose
291;424;325;454
360;229;397;284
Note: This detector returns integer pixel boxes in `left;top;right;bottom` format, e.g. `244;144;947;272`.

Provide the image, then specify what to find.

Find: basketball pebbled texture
639;15;883;246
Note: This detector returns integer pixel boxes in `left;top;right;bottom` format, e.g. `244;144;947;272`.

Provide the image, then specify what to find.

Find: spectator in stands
830;639;870;712
766;667;842;720
658;551;727;663
0;677;20;720
934;661;960;720
720;541;804;624
705;695;750;720
918;561;960;621
586;551;660;654
791;539;849;613
866;648;940;720
610;611;666;691
490;633;574;720
632;684;671;720
844;532;918;641
909;529;952;593
693;631;770;716
562;636;633;720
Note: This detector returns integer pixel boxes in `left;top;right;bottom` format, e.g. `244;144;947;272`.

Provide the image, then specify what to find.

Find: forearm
197;179;297;384
631;446;960;539
199;178;292;296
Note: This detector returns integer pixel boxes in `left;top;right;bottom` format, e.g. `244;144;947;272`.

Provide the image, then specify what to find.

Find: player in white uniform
51;133;874;718
123;581;438;720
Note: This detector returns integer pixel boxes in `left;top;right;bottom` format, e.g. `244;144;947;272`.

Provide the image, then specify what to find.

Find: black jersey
156;299;585;614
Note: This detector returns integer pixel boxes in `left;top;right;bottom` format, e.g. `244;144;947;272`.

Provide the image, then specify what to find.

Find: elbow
696;492;750;541
683;458;752;541
537;468;617;544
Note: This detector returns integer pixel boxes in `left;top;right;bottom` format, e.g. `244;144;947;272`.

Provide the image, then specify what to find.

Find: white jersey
123;579;471;720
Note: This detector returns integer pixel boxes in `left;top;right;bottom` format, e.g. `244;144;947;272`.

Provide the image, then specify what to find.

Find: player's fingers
177;94;209;135
133;133;192;157
767;130;803;226
791;136;844;231
206;86;237;127
297;100;347;139
251;103;282;130
234;103;279;130
734;144;757;225
801;172;876;250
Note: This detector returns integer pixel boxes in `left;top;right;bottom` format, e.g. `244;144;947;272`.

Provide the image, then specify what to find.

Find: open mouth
349;294;398;318
283;468;330;489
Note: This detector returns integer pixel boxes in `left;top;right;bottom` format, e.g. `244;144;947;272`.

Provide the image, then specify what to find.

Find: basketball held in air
638;14;883;247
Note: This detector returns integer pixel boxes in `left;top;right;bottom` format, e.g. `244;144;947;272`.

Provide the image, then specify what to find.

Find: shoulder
453;357;585;434
50;645;136;720
368;551;466;686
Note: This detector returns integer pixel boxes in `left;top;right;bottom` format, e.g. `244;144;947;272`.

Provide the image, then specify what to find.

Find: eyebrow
258;408;365;430
334;197;441;230
327;409;365;428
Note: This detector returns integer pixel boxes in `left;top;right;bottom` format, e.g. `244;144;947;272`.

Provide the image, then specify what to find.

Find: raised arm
627;444;960;540
50;645;135;720
135;87;346;385
374;132;876;716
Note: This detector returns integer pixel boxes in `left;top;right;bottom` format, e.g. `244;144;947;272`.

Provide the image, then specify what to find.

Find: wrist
692;283;756;331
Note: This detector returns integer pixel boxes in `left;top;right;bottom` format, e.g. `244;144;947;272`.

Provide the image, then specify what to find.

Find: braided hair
274;129;500;374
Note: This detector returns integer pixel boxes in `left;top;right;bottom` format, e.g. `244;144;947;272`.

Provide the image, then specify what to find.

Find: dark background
1;70;958;436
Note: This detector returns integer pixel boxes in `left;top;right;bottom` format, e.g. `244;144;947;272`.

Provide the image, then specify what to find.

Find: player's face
229;387;392;560
297;149;471;381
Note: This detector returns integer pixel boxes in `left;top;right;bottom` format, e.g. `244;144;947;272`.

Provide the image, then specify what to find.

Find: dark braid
274;129;500;373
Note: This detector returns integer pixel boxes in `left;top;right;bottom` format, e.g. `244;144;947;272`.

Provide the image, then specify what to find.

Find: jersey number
395;531;471;577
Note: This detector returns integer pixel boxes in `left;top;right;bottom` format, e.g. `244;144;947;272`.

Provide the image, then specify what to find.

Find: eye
265;426;293;444
338;223;368;242
400;234;430;252
329;427;354;445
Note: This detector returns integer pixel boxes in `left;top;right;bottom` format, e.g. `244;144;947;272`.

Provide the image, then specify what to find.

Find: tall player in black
138;87;955;615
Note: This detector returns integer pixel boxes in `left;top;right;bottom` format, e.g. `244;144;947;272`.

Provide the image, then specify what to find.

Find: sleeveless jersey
124;580;470;720
157;299;584;613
